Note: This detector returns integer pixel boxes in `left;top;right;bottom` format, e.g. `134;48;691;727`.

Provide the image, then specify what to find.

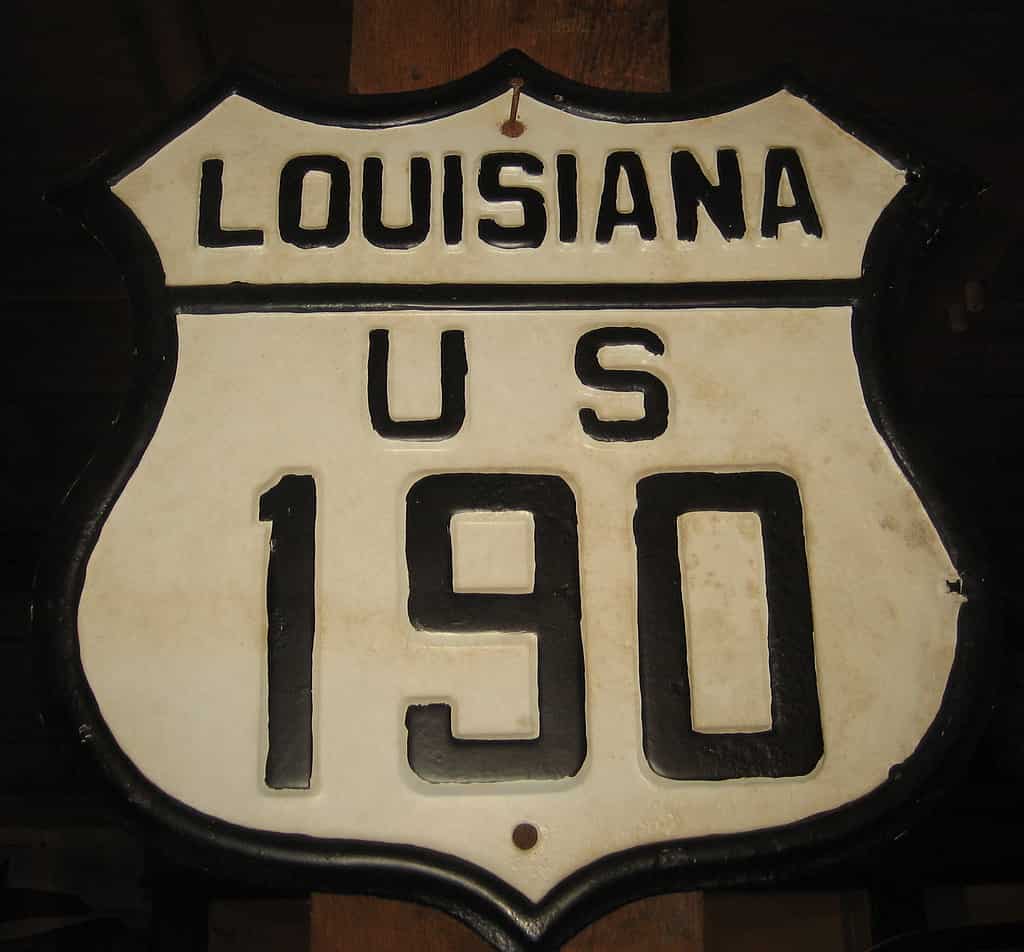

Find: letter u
367;330;468;440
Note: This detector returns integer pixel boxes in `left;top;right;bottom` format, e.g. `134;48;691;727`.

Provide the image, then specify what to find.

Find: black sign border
35;50;996;950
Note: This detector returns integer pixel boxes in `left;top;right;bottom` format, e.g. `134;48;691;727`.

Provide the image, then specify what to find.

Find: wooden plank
564;893;703;951
133;0;211;106
350;0;668;93
868;881;928;946
311;3;676;948
200;0;354;96
963;883;1024;926
704;891;867;952
840;891;873;952
309;895;490;951
209;899;311;952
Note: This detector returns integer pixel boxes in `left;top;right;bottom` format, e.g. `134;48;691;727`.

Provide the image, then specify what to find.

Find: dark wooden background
2;1;1023;948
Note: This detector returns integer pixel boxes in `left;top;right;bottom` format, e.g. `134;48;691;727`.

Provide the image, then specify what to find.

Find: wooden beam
350;0;669;93
564;893;704;951
317;1;674;948
309;895;490;951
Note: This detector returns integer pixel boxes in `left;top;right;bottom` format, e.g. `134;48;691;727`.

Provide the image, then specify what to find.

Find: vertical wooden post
310;894;491;951
309;3;686;949
349;0;669;94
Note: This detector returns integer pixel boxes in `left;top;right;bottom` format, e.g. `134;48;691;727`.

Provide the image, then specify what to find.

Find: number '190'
259;471;822;790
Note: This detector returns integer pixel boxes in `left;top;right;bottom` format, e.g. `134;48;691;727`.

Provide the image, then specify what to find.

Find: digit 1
634;471;822;780
404;474;587;782
259;474;317;789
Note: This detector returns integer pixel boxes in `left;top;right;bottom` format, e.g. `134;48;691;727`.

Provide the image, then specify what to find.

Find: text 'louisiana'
198;149;823;251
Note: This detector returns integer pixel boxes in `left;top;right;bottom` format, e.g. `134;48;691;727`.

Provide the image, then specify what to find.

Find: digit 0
634;472;823;780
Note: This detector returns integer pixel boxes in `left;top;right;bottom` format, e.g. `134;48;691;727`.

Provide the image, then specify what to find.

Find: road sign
37;52;990;949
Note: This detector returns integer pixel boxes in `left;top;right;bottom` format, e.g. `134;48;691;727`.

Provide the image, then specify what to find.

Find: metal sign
37;52;990;949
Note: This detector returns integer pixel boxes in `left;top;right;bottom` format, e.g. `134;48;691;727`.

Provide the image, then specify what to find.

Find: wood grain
564;893;704;951
199;0;353;96
309;895;491;951
208;899;311;951
350;0;669;93
704;891;866;952
327;3;673;946
303;0;659;915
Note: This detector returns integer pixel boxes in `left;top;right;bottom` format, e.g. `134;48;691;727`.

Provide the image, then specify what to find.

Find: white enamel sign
39;54;986;948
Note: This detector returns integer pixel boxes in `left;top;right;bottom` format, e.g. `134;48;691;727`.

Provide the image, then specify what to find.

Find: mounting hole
512;822;539;851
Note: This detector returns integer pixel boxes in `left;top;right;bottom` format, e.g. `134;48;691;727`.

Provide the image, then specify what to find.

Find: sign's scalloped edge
44;48;984;198
32;51;998;951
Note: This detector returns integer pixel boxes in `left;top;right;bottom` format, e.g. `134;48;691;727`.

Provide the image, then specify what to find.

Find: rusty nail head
502;78;525;137
512;822;539;850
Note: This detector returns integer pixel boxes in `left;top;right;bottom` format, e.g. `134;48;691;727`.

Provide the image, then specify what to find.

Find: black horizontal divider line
168;279;863;313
